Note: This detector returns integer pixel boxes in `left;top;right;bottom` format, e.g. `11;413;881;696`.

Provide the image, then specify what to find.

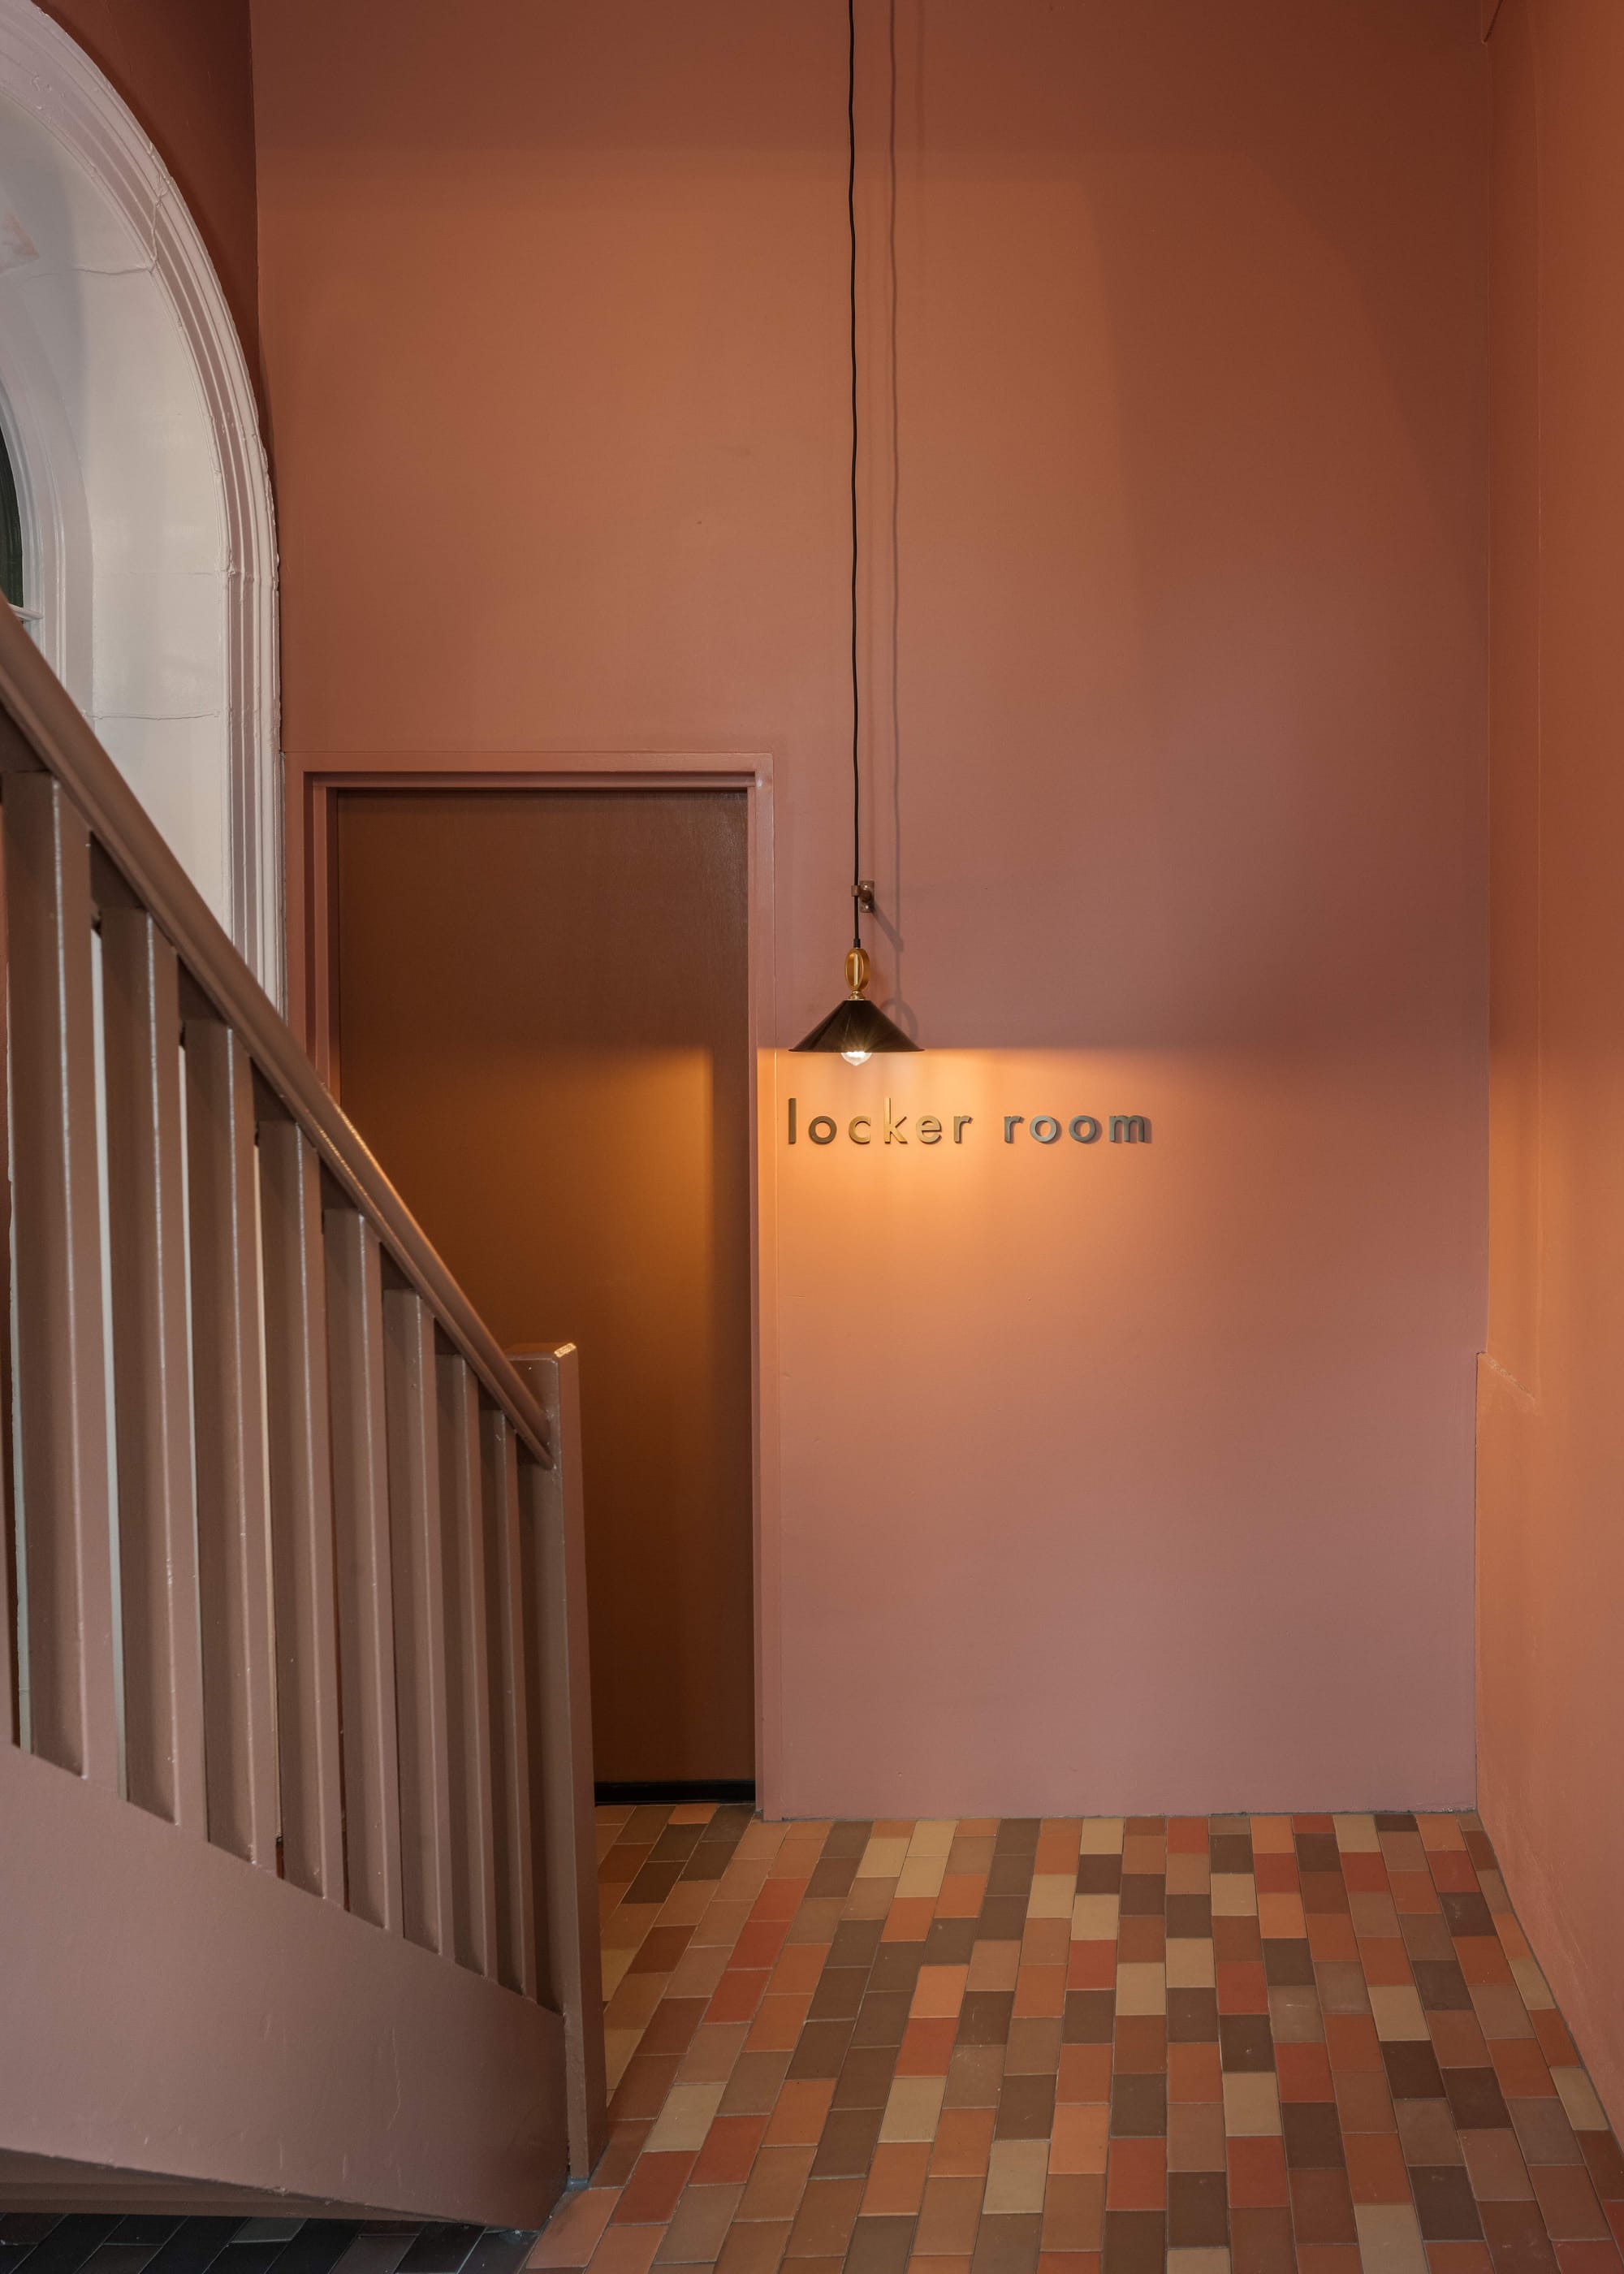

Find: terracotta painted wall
253;0;1488;1814
39;0;258;371
1479;0;1624;2134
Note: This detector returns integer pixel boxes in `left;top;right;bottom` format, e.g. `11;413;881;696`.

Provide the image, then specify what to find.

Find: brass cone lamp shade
795;948;920;1062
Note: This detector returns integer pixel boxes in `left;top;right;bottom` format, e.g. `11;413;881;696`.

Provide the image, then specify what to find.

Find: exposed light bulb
841;1048;871;1066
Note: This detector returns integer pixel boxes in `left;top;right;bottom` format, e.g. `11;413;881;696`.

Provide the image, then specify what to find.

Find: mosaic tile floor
533;1808;1624;2274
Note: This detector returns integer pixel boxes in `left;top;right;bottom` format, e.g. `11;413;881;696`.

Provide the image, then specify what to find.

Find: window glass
0;424;24;610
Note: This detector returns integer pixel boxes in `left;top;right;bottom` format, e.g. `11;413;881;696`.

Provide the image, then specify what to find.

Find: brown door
332;786;754;1789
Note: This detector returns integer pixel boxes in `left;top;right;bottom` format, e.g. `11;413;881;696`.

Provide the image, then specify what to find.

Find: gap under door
331;786;754;1791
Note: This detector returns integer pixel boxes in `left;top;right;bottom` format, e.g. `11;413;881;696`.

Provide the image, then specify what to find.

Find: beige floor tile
983;2138;1048;2214
858;1836;911;1878
607;1973;671;2033
1353;2203;1428;2274
605;1905;666;1952
604;2030;644;2093
1116;1963;1167;2016
1167;2252;1230;2274
1166;1940;1216;1991
680;2024;750;2084
1079;1819;1125;1855
646;2081;729;2154
662;1883;719;1927
1368;1985;1429;2043
1026;1874;1075;1920
670;1944;733;1999
1209;1874;1257;1917
1334;1814;1380;1852
1221;2072;1281;2138
1553;2068;1609;2132
896;1854;948;1900
603;1948;635;1999
909;1820;957;1857
1072;1894;1120;1940
1511;1957;1555;2010
881;2076;948;2142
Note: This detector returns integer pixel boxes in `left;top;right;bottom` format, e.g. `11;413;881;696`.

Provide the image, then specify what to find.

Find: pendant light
794;0;920;1067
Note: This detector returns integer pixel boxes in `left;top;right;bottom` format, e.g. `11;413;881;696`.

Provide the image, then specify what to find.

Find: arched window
0;0;281;1001
0;415;22;615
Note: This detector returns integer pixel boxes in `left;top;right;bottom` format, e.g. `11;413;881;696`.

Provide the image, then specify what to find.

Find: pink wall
1479;0;1624;2135
252;0;1488;1814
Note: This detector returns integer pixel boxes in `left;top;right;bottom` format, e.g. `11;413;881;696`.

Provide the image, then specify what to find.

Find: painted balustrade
0;606;604;2218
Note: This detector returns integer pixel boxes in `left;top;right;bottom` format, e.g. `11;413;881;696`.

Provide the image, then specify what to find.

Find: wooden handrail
0;607;551;1467
0;601;605;2216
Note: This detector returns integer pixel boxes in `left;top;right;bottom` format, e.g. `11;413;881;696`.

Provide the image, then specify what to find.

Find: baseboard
594;1779;757;1806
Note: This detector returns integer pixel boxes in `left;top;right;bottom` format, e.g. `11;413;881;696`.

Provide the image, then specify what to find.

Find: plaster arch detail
0;0;281;1000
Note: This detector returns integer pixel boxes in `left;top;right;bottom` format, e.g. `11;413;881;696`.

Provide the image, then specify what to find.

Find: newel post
507;1342;608;2181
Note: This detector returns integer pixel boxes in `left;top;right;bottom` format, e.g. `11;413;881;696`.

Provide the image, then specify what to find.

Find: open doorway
327;784;756;1797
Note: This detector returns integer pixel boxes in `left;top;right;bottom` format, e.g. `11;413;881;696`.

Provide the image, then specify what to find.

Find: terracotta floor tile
695;2116;769;2187
864;2143;932;2217
546;1809;1624;2274
915;2174;984;2259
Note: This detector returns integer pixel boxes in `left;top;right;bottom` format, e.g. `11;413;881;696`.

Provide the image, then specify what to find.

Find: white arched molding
0;0;282;1003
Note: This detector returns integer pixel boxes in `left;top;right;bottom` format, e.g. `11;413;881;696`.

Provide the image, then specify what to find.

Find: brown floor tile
738;2148;816;2224
846;2219;918;2274
1167;2171;1228;2248
1043;2177;1107;2254
658;2186;747;2265
998;2074;1057;2139
1479;2200;1560;2274
1462;2132;1535;2203
1292;2166;1358;2244
1230;2206;1294;2274
1510;2102;1583;2168
811;2107;883;2178
1284;2103;1345;2168
1008;2021;1065;2076
1412;2168;1484;2242
723;2055;793;2117
1578;2131;1624;2202
1531;2168;1609;2240
837;2049;901;2111
973;2218;1044;2274
918;2175;986;2255
1398;2102;1465;2167
598;2126;657;2189
1115;2020;1168;2073
714;2223;789;2274
1100;2212;1164;2274
1112;2075;1168;2138
1336;2069;1397;2134
787;2178;864;2259
947;2047;1009;2108
1448;2073;1514;2133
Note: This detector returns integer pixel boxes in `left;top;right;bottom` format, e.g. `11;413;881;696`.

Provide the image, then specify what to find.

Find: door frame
288;750;783;1814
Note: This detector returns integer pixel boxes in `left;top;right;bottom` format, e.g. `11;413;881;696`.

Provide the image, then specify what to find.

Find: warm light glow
841;1048;871;1066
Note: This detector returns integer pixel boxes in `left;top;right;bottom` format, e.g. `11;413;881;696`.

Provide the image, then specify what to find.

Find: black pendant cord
848;0;862;957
